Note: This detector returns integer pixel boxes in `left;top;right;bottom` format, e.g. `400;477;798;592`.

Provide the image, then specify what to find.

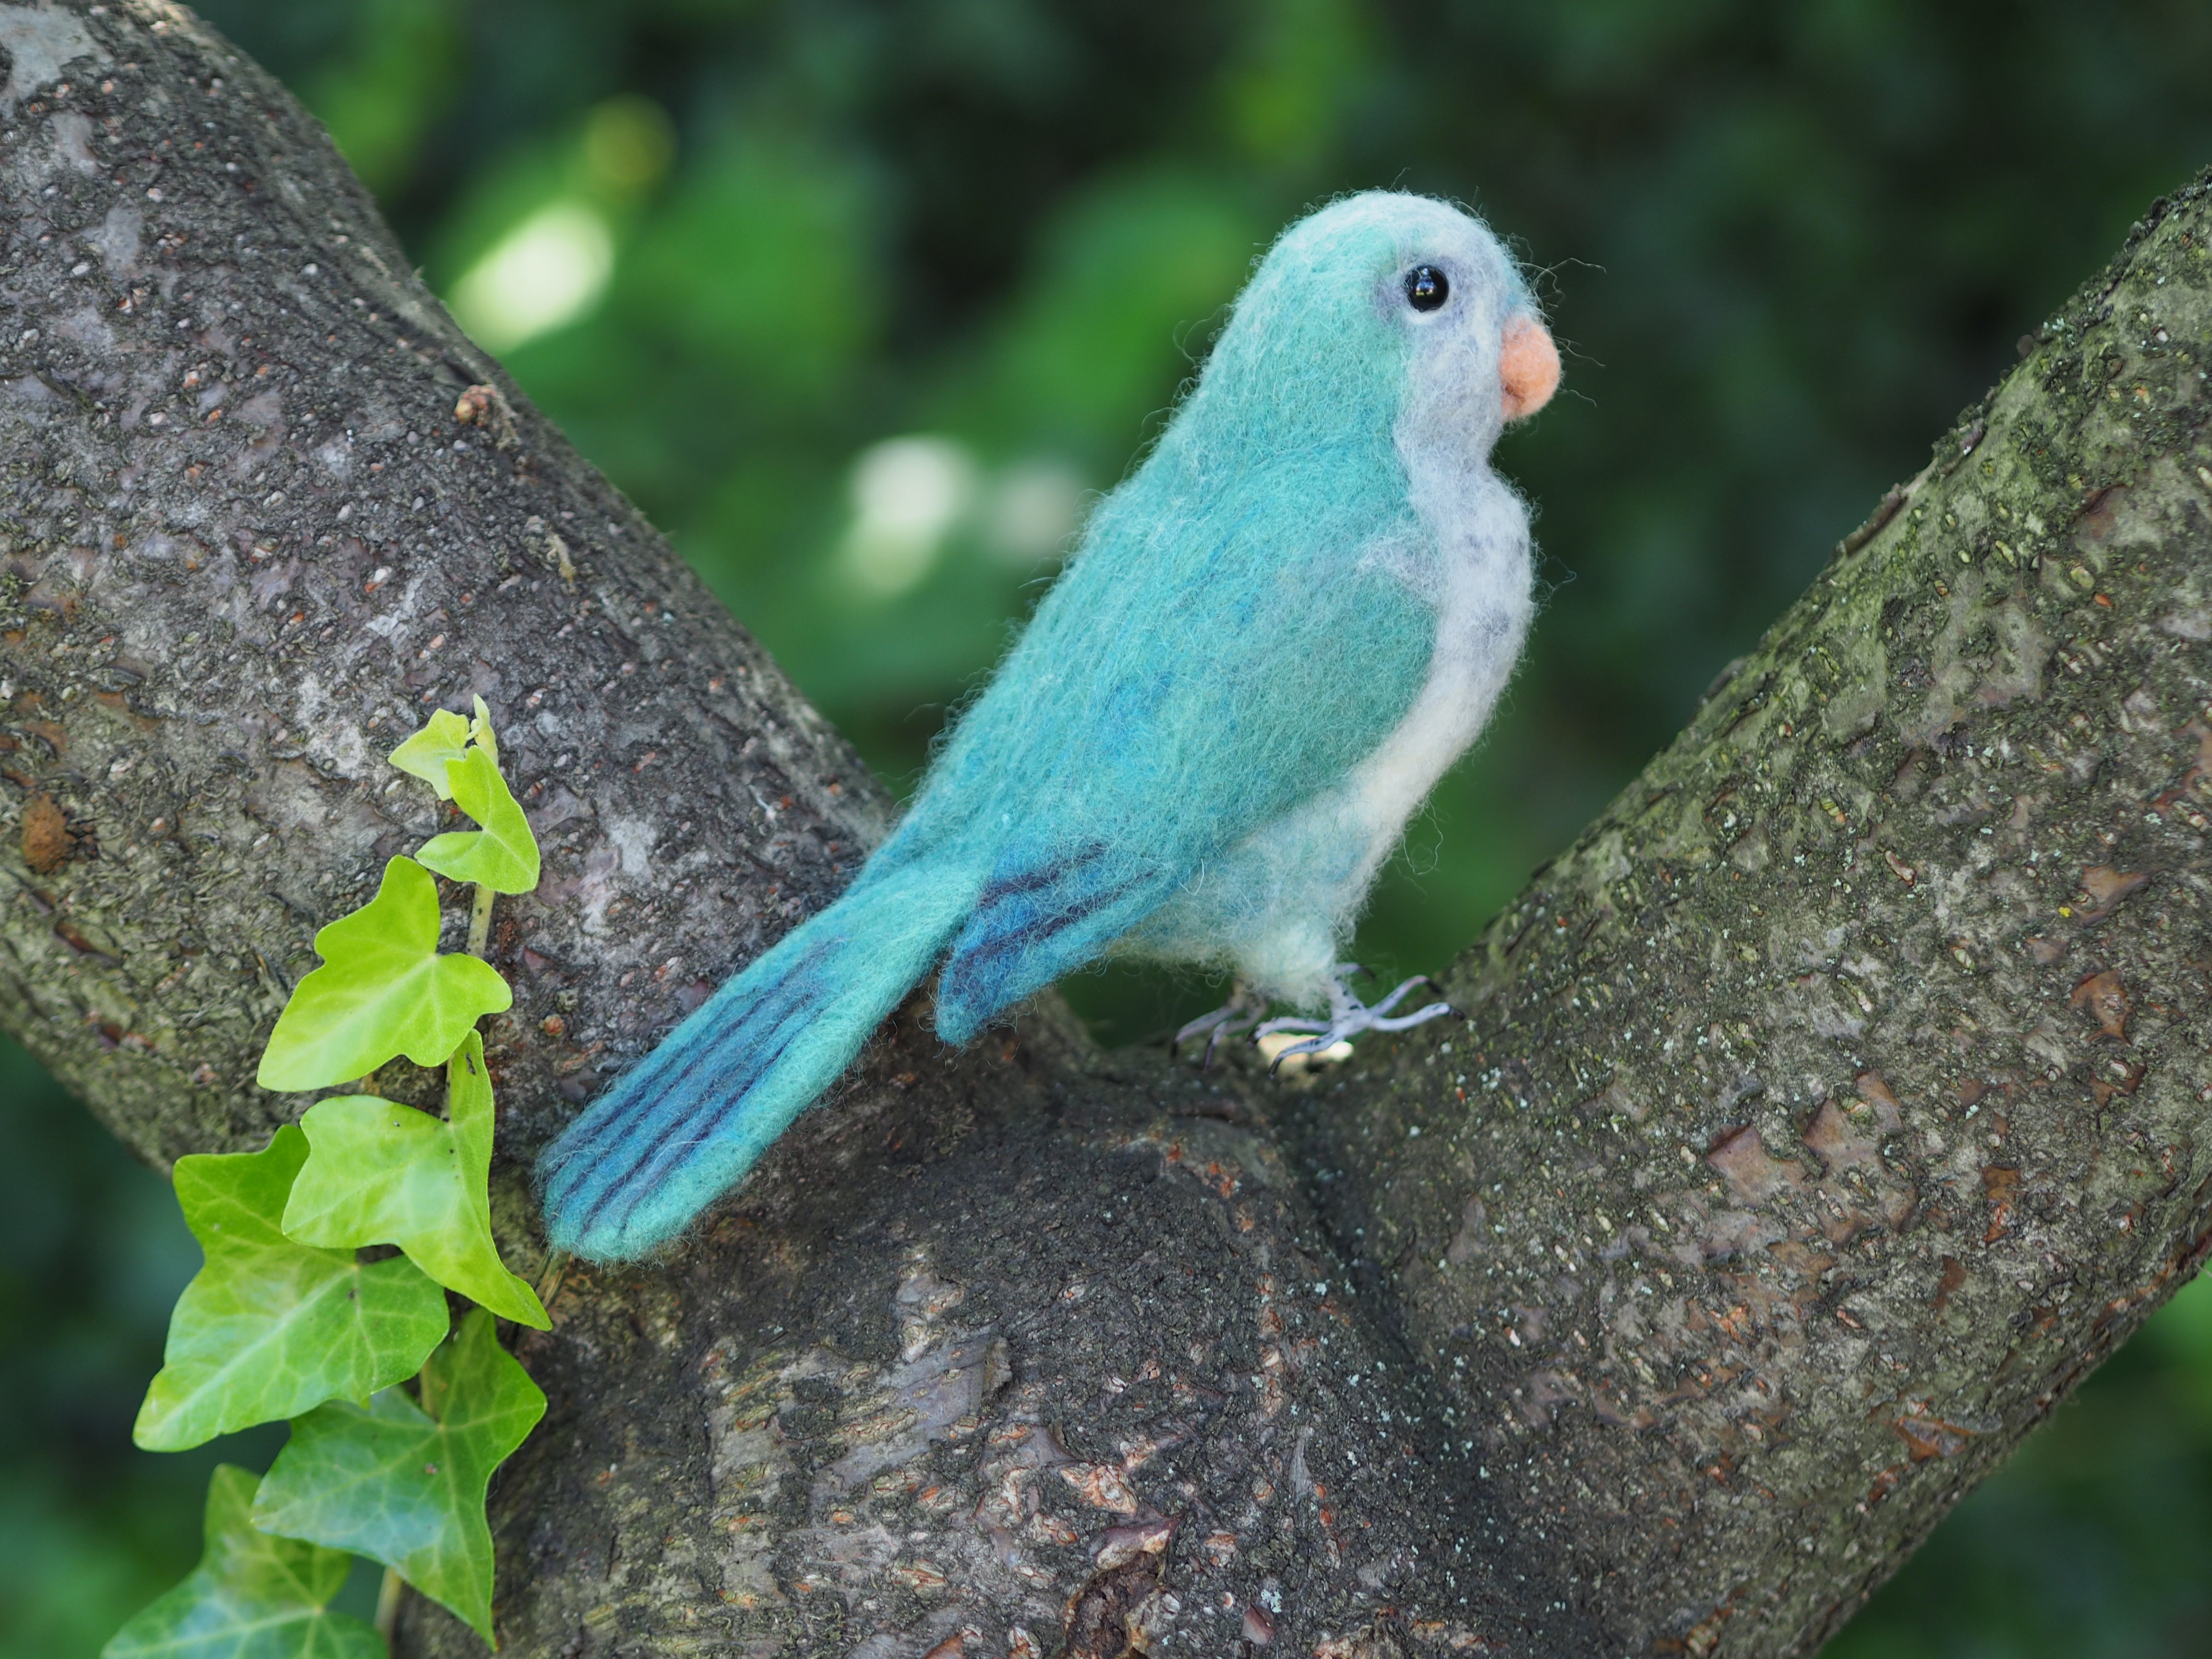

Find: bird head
1180;192;1557;473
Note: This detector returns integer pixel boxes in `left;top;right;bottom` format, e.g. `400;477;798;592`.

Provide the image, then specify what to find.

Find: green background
6;0;2212;1652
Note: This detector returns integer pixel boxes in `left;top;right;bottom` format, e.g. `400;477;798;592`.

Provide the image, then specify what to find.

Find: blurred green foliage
0;1040;294;1659
8;0;2212;1653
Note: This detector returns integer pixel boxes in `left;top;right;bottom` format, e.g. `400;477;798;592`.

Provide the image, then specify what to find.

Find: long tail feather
538;862;976;1261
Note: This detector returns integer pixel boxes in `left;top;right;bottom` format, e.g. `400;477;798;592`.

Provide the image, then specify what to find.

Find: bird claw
1252;972;1455;1073
1172;983;1267;1071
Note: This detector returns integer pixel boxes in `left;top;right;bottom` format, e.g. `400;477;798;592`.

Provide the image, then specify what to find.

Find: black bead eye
1404;264;1449;313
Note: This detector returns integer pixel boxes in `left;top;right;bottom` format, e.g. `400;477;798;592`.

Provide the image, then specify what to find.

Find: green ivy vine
106;701;553;1657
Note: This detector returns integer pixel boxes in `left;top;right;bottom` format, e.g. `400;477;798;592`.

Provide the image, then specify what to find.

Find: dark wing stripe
555;938;840;1230
972;841;1108;907
583;1017;811;1238
567;1003;812;1236
942;871;1159;1013
951;869;1155;980
546;936;840;1175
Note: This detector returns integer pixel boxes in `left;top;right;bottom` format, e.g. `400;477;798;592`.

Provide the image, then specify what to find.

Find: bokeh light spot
449;201;615;353
985;458;1087;566
837;436;978;599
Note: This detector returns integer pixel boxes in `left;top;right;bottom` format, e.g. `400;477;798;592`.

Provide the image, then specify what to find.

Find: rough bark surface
0;6;2206;1657
1286;189;2212;1653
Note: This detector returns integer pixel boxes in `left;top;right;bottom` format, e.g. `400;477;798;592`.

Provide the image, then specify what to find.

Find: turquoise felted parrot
541;191;1561;1262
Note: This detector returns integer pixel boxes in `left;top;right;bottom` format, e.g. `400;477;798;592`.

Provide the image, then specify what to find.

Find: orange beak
1500;313;1560;421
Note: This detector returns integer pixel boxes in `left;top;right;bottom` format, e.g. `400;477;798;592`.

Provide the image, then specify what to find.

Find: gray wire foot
1252;965;1454;1073
1172;981;1267;1071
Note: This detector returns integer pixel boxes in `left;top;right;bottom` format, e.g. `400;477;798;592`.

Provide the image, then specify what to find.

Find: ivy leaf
468;694;499;767
252;1310;547;1645
386;709;475;801
284;1034;550;1330
412;746;540;895
258;857;512;1092
104;1463;383;1659
134;1126;451;1453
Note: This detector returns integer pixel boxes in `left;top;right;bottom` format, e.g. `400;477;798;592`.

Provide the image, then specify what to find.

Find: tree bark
2;5;2208;1656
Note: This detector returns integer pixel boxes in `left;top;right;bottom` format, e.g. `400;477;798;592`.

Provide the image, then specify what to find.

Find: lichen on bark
3;4;2210;1656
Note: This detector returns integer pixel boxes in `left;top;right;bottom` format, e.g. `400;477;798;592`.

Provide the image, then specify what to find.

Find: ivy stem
389;874;500;1635
374;1566;403;1642
466;882;495;958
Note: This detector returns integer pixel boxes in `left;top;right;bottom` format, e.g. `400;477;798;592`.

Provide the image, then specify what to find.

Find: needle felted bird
541;190;1561;1261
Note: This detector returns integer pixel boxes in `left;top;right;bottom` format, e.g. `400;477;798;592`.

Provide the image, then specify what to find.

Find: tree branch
1283;187;2212;1652
2;6;2207;1656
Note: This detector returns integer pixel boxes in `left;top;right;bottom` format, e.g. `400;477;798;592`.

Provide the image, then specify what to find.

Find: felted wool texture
539;860;981;1260
539;191;1549;1262
911;192;1542;1017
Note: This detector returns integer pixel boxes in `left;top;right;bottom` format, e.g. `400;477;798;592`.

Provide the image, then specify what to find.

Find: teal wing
930;447;1437;1039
